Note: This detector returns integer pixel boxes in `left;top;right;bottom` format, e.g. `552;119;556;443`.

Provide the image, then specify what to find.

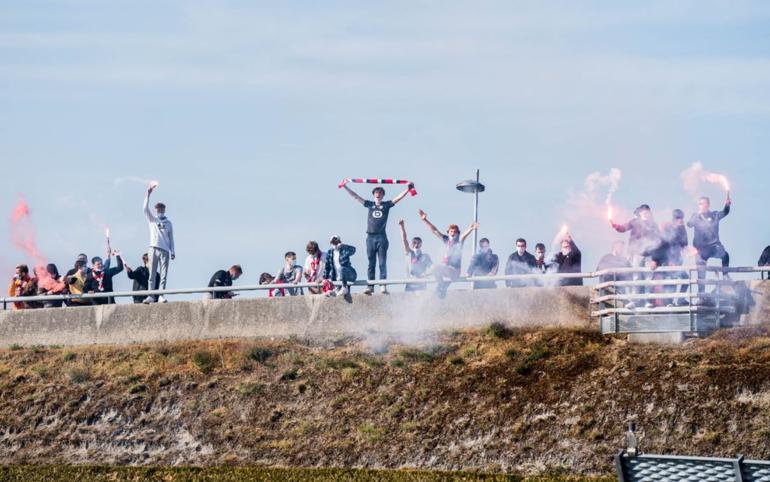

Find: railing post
613;270;619;333
734;454;745;482
688;268;695;332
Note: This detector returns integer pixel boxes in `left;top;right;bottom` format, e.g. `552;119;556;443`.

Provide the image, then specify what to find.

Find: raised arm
398;219;412;255
108;253;124;276
419;209;444;240
343;184;366;205
610;220;631;233
460;222;479;244
143;187;157;223
391;184;413;205
718;194;731;220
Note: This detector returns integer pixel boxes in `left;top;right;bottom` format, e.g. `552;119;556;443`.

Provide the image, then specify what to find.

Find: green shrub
128;384;148;394
62;351;76;361
246;347;273;364
67;367;90;384
449;356;465;366
486;321;512;339
192;351;215;374
237;383;265;396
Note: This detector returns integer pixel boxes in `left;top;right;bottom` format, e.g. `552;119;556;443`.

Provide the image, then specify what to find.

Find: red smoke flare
9;195;65;293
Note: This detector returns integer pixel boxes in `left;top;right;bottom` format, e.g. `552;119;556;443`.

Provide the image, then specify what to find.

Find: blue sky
2;1;770;297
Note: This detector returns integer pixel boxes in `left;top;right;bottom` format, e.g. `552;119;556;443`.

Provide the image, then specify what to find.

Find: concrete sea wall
0;286;592;348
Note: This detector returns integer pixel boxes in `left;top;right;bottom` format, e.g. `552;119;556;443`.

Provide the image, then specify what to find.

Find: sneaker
158;295;168;303
325;290;337;298
723;274;732;281
644;302;654;309
363;287;374;296
624;302;636;310
342;286;350;296
380;286;389;295
143;296;155;304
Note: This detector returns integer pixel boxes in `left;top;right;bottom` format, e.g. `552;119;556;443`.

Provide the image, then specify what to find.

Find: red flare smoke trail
9;195;65;293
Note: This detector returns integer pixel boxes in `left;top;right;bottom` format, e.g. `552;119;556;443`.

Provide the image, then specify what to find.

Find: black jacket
612;217;661;256
208;270;233;299
660;223;689;265
84;257;124;305
505;251;537;287
551;240;583;286
688;205;730;250
126;265;160;303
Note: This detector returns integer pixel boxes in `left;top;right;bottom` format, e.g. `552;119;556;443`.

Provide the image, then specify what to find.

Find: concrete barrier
0;286;592;348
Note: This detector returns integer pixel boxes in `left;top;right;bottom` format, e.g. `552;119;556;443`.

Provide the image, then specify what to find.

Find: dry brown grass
2;325;770;475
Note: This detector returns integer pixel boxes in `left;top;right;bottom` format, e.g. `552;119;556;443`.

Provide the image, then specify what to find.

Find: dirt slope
1;325;770;475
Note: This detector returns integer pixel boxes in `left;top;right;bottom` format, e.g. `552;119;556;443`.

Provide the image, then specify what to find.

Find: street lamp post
456;169;485;254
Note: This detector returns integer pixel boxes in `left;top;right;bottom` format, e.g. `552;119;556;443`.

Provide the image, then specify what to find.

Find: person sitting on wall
323;235;357;301
398;219;432;292
67;260;92;307
303;241;326;295
85;252;124;305
274;252;304;296
37;263;66;308
551;232;583;286
8;264;33;310
260;272;284;298
467;238;499;289
125;253;160;304
418;209;479;298
207;265;243;299
505;238;537;288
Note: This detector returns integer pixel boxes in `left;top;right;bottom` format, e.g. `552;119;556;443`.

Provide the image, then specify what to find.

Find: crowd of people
6;181;770;310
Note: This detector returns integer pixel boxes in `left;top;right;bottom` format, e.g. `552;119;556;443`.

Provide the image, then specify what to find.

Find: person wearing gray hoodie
143;184;175;303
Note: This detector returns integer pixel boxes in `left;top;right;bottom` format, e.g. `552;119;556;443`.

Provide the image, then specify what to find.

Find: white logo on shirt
372;210;383;219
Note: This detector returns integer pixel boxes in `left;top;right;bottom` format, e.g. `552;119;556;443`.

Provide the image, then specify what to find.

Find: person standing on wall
342;182;414;295
143;184;175;304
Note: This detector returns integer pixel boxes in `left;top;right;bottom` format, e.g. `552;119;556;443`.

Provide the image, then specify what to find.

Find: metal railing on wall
616;425;770;481
2;265;768;311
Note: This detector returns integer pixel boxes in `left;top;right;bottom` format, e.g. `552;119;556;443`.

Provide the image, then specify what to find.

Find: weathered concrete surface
748;280;770;325
0;286;592;348
628;332;686;345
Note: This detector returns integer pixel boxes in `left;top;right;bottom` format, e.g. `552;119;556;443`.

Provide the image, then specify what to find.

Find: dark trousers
366;234;389;281
696;243;729;293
